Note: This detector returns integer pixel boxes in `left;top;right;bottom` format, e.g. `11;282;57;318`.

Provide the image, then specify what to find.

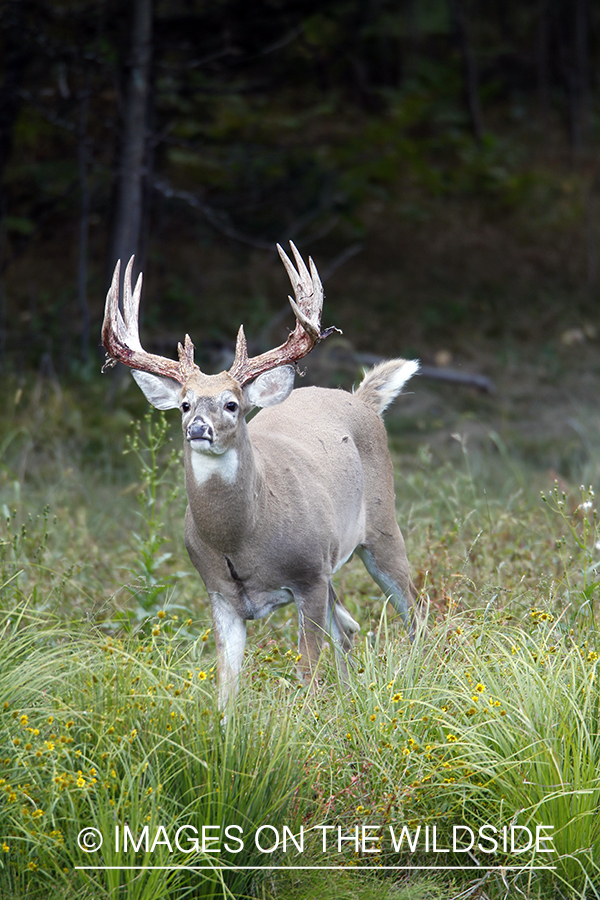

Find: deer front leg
210;592;247;709
296;581;329;687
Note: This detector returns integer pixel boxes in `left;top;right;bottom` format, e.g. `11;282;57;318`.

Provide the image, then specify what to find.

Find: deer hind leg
326;582;360;682
356;533;419;639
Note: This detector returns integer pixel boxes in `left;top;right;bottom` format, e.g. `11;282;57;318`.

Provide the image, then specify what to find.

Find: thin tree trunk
0;0;27;187
558;0;590;159
448;0;483;143
109;0;153;283
78;90;91;364
536;0;550;122
403;0;418;85
585;181;599;299
0;206;6;370
573;0;589;152
0;0;28;368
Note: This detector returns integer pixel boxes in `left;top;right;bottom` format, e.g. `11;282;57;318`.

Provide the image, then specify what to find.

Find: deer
102;243;420;707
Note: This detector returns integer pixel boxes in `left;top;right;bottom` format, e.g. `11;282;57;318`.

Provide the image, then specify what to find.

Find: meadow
0;371;599;900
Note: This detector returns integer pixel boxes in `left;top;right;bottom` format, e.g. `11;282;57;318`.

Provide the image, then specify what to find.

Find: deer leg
326;582;360;682
210;592;247;708
356;536;420;639
295;582;330;686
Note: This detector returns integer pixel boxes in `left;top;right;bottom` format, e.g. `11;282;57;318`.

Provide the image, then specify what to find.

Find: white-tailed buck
102;244;419;706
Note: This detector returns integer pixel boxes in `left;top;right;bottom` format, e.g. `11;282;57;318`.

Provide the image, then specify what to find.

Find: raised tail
355;358;419;417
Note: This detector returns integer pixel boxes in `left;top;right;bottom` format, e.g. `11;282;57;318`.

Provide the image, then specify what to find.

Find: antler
101;256;198;384
102;245;339;387
227;241;340;386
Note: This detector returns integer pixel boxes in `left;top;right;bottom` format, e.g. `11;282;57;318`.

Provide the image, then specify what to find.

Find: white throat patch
190;447;239;485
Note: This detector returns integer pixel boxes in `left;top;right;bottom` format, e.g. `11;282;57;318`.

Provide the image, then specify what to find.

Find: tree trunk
573;0;590;153
536;0;550;122
448;0;483;143
0;0;29;367
557;0;590;159
0;0;28;188
109;0;153;285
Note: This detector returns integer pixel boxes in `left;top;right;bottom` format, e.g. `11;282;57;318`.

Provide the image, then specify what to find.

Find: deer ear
243;365;295;409
132;369;181;410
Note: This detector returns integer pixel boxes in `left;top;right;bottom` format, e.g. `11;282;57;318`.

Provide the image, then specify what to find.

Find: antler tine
101;259;121;360
233;325;249;367
288;240;312;287
228;242;340;386
277;241;323;338
308;255;324;301
278;240;320;309
122;256;144;349
177;333;197;375
101;256;196;384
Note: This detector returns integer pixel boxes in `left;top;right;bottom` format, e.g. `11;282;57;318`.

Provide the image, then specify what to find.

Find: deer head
102;242;337;419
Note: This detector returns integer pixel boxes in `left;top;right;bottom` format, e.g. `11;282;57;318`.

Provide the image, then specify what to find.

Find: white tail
102;243;420;707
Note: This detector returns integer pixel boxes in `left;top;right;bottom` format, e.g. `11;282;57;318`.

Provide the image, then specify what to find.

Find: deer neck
183;422;262;553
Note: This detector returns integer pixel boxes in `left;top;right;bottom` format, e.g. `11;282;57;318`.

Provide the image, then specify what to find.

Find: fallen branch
357;354;495;394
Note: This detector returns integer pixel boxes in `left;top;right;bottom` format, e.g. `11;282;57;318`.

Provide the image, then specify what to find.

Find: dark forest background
0;0;598;381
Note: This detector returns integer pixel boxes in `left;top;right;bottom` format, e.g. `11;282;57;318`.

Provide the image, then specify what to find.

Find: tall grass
0;611;319;899
306;615;600;898
1;392;599;898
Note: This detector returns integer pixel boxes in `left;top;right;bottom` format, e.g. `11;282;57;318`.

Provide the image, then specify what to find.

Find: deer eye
224;401;238;413
181;401;191;413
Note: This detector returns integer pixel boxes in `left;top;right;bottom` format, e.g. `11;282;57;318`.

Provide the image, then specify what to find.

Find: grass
0;376;599;898
0;610;319;899
322;616;600;896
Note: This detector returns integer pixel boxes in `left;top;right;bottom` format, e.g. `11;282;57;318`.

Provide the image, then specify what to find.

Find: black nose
187;420;213;442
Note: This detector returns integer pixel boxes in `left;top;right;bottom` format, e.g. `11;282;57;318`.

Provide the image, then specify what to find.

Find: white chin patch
189;438;213;452
190;448;239;485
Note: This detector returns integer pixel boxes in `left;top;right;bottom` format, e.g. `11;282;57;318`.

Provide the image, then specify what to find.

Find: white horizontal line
75;865;557;872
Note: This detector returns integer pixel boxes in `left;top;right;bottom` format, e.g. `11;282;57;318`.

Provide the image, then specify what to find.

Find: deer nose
187;420;214;443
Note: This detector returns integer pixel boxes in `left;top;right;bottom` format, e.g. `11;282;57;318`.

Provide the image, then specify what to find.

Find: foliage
119;409;187;625
1;0;598;367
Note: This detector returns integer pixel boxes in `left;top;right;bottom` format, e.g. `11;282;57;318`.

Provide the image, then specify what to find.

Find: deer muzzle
187;419;214;445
